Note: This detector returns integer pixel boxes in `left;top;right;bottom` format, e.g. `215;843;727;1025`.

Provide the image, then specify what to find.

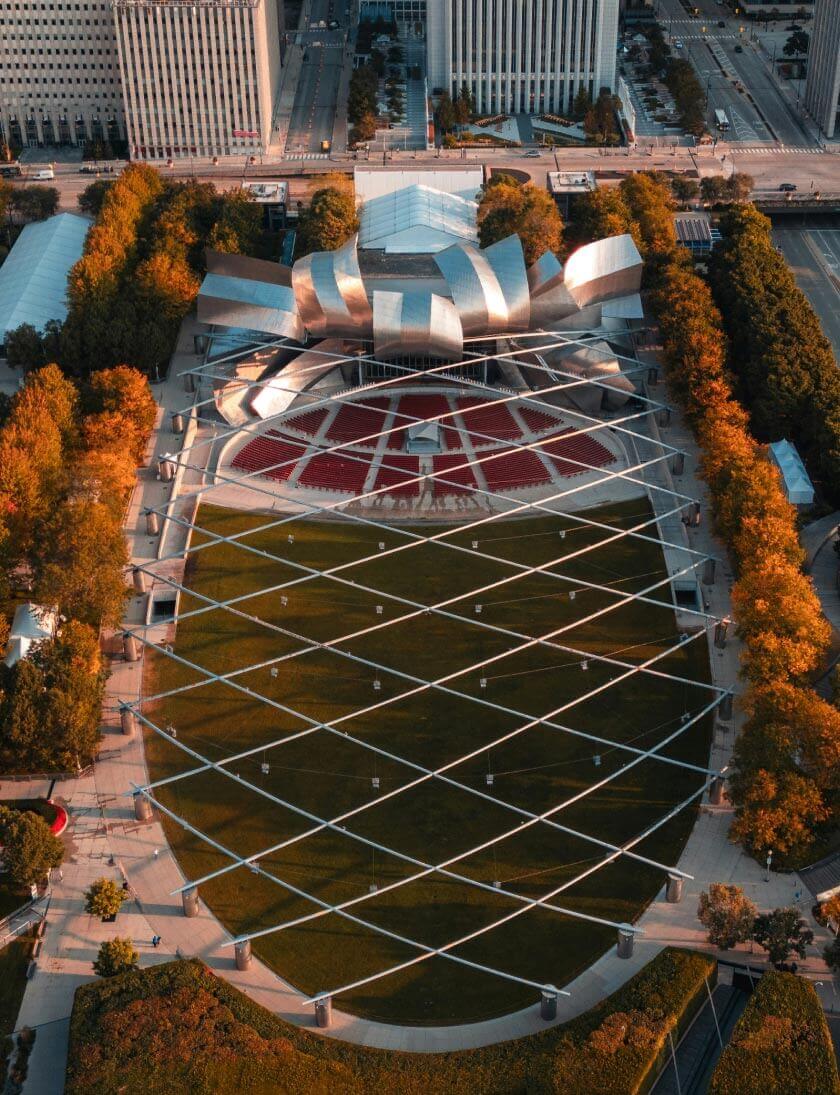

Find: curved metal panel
373;290;463;361
292;235;372;339
527;250;564;297
484;235;530;330
563;233;643;309
435;242;507;336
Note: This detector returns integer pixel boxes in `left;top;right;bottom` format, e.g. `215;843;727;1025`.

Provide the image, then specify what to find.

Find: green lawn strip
709;971;840;1095
143;501;712;1023
66;949;717;1095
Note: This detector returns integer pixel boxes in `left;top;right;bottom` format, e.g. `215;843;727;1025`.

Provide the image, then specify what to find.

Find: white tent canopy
3;603;57;668
769;440;814;505
0;213;89;347
359;184;479;254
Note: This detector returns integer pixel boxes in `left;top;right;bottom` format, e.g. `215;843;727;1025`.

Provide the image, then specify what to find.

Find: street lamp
765;849;773;881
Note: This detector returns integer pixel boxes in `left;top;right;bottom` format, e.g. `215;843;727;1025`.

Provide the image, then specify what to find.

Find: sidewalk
14;332;835;1093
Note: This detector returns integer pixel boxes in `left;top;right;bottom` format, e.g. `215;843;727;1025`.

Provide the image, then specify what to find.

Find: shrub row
709;971;840;1094
573;175;834;864
66;949;716;1095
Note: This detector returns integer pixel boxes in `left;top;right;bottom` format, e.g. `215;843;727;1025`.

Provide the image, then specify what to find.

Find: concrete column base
123;634;140;662
133;792;152;822
617;925;635;959
718;692;733;721
144;509;160;536
234;940;252;970
666;874;684;903
540;986;558;1020
182;887;199;917
315;995;332;1028
672;451;685;476
702;557;716;585
132;567;147;594
709;776;725;806
171;412;185;433
120;705;136;737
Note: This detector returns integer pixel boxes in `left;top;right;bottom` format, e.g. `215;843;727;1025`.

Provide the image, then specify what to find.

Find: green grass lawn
144;499;713;1024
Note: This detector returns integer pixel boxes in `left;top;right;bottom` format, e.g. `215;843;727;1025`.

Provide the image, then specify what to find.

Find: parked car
524;149;541;157
734;44;743;52
674;39;684;49
779;182;797;192
718;19;725;26
30;167;54;180
79;165;97;174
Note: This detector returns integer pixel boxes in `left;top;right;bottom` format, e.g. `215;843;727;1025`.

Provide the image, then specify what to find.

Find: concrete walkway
13;336;836;1093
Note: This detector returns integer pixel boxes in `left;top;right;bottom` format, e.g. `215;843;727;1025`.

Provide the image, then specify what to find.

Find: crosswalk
730;145;825;155
282;152;330;160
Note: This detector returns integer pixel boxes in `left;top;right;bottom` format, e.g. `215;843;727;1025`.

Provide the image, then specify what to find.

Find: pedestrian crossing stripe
730;146;825;155
283;152;331;159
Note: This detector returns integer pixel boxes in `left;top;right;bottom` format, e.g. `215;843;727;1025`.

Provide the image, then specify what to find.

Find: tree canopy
477;177;563;265
0;805;64;888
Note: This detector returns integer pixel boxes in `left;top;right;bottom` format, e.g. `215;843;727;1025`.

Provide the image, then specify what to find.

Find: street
773;227;840;360
655;0;814;146
284;0;348;154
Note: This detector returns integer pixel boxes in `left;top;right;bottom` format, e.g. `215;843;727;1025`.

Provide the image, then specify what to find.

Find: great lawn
143;499;713;1024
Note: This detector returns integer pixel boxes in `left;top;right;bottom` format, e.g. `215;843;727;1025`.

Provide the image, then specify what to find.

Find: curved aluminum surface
563;234;643;309
484;235;530;330
434;242;509;336
292;235;373;338
197;271;304;341
373;290;464;360
527;250;564;297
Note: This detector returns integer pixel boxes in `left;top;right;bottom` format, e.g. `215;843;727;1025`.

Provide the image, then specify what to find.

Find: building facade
0;0;125;150
804;0;840;139
426;0;619;115
112;0;284;160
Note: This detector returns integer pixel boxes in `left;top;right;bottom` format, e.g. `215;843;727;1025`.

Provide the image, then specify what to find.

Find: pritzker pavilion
123;178;733;1031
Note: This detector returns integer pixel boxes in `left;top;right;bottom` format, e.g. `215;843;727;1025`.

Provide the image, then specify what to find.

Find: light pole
765;848;773;882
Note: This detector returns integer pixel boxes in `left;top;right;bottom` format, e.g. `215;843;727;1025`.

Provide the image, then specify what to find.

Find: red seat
432;454;478;495
374;455;421;497
325;398;390;446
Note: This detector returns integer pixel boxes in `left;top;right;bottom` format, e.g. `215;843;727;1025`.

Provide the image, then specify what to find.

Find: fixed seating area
326;398;391;445
540;431;616;475
373;455;422;497
480;449;551;492
298;450;371;494
282;407;330;437
388;393;455;450
454;398;522;443
432;454;479;495
518;405;564;434
232;434;308;482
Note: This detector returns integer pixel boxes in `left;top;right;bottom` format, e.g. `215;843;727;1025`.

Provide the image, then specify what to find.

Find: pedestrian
153;848;159;859
152;935;160;948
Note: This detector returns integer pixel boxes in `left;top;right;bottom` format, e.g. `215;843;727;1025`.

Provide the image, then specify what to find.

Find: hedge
709;971;840;1095
66;948;716;1095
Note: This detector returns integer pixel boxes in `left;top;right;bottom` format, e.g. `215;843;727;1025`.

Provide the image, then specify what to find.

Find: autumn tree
697;883;757;950
4;324;46;373
752;907;813;967
36;499;129;628
94;937;139;977
206;189;261;255
566;188;642;252
477;177;563;265
86;366;157;463
78;179;114;217
0;806;64;888
33;621;105;768
85;877;129;919
729;768;829;861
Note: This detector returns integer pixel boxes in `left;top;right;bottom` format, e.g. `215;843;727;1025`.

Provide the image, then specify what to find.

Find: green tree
296;187;360;257
4;324;46;372
349;112;378;145
10;186;59;221
34;621;105;769
671;177;699;204
783;30;809;56
697;883;757;950
93;937;139;977
436;91;456;133
823;935;840;974
0;659;47;771
84;877;129;919
752;907;813;967
573;85;592;120
0;806;64;889
78;179;114;217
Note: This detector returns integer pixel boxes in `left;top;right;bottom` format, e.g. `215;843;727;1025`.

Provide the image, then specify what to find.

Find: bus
714;108;730;132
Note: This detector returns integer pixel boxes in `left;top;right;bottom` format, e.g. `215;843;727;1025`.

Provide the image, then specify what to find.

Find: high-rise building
112;0;284;161
426;0;619;116
0;0;125;150
804;0;840;139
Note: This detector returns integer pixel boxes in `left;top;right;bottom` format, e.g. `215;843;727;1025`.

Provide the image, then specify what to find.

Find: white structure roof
3;603;57;668
354;168;484;204
769;440;814;505
0;213;89;345
359;184;479;254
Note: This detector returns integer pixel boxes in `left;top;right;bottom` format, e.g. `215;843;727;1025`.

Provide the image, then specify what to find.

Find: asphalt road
285;0;347;154
656;0;813;145
773;227;840;361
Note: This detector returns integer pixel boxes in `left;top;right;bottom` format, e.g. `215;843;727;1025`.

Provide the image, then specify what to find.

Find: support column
702;557;716;585
314;995;332;1028
133;792;152;822
709;776;725;806
714;617;730;649
671;451;685;476
183;369;196;391
120;704;136;737
158;456;174;482
718;692;733;721
144;509;160;536
617;924;635;959
540;985;558;1020
132;567;147;594
123;633;140;662
692;502;701;527
647;365;659;385
657;407;671;428
182;886;199;917
666;874;684;903
171;412;185;434
234;939;252;970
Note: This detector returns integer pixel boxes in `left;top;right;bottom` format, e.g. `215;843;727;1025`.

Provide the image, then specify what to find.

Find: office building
0;0;125;150
426;0;620;115
804;0;840;139
112;0;284;160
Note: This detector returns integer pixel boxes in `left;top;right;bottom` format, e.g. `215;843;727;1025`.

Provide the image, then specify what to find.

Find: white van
30;167;55;180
